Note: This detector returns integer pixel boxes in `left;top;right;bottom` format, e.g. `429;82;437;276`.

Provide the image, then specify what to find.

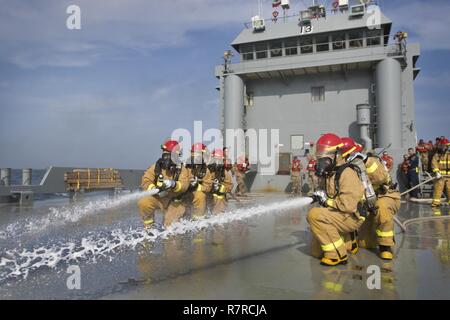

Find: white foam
0;197;312;281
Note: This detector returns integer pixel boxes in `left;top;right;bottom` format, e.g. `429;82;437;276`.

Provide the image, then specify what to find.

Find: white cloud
0;0;261;68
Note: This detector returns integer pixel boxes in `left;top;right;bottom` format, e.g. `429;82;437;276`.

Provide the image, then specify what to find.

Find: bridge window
316;35;329;52
241;44;254;61
285;38;298;56
300;37;313;54
332;33;346;50
270;41;283;58
349;30;364;48
255;42;268;59
367;29;382;46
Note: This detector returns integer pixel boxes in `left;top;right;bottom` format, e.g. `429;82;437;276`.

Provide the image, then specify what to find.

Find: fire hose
395;174;450;233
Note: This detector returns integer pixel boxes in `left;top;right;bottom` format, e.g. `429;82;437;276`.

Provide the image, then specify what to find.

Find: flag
272;0;281;8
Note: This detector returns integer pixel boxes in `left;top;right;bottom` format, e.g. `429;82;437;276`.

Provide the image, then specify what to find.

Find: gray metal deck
0;193;448;300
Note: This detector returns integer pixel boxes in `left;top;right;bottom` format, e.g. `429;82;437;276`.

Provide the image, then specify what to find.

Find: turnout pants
138;196;186;227
432;177;450;206
420;153;429;172
192;191;207;218
291;171;302;194
308;172;318;193
212;195;227;214
359;195;400;248
235;171;247;195
307;207;364;259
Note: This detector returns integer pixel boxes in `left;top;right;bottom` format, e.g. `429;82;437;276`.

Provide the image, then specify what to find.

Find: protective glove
311;190;328;207
435;172;442;179
162;179;176;190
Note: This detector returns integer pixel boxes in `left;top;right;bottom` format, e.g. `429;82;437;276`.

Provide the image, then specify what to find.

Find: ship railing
243;2;380;29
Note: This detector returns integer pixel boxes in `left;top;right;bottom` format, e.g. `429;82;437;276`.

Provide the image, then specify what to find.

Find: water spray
0;189;160;240
0;197;313;281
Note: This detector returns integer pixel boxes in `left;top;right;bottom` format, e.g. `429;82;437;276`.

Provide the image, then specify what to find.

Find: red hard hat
212;148;224;159
340;137;363;157
439;138;450;146
161;140;181;153
191;143;207;153
315;133;343;157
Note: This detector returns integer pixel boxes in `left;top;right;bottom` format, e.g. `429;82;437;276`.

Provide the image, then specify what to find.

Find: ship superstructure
216;0;420;192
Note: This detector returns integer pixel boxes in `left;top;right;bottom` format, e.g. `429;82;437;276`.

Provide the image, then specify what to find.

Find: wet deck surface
0;193;449;300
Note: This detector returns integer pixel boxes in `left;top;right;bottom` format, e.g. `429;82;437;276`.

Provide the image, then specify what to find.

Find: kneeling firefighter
340;137;401;260
185;143;213;219
307;133;365;266
208;149;233;214
137;140;190;230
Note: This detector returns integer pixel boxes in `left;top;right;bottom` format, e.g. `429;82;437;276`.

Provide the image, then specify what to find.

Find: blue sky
0;0;449;169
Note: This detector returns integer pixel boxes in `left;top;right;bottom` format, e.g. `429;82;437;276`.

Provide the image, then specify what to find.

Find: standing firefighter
137;140;190;231
416;139;429;172
306;154;318;194
186;143;213;219
208;149;234;213
341;137;401;260
307;133;365;266
431;138;450;207
235;155;250;196
290;156;303;195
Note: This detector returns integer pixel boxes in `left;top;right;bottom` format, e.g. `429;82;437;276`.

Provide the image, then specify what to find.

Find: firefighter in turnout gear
234;155;250;196
431;138;450;207
208;149;234;214
186;143;213;219
307;133;365;266
137;140;190;230
290;156;303;195
416;139;430;172
340;137;401;260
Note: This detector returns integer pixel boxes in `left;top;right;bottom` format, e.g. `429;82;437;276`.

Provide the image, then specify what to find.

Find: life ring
334;37;344;48
272;11;279;18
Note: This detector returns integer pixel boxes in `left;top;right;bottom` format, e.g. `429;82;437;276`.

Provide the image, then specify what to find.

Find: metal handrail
243;1;380;29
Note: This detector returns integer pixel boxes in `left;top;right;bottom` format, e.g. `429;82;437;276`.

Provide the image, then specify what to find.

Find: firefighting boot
350;231;359;255
320;255;348;266
379;245;393;260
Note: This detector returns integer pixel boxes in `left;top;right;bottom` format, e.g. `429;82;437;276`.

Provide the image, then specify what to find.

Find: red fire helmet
315;133;344;158
340;137;363;157
161;140;181;154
